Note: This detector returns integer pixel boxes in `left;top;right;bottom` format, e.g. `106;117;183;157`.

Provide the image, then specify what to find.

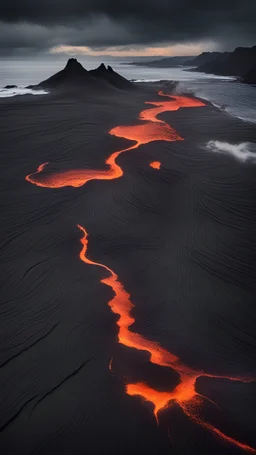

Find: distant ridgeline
27;59;134;91
193;46;256;83
128;46;256;84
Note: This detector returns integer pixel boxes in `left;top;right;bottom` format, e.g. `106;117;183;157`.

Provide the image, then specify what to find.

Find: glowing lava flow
150;161;161;170
26;92;256;452
77;225;255;453
77;224;178;367
25;93;204;188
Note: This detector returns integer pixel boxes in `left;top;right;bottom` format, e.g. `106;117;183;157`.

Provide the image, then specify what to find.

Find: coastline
1;69;255;125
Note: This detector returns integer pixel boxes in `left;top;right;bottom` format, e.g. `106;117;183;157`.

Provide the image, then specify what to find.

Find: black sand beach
1;78;256;455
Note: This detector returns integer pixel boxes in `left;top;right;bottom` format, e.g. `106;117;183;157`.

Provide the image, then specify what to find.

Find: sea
0;59;255;123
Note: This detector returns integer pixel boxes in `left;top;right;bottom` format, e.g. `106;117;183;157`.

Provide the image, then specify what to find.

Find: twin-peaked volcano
27;58;133;91
89;63;132;89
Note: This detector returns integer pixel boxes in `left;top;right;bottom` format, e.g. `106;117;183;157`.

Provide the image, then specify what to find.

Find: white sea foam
0;87;48;98
205;140;256;162
133;79;160;83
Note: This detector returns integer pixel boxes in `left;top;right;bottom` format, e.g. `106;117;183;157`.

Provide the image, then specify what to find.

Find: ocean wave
0;87;48;98
172;81;256;124
132;79;164;83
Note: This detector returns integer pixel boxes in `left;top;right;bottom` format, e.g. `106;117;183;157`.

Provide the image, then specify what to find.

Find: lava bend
26;93;256;453
25;93;203;188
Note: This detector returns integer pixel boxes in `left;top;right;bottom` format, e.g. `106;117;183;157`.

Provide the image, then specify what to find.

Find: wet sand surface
1;86;256;454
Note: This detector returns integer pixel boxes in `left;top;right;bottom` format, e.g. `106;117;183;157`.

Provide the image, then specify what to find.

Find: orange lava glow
77;224;178;367
150;161;161;170
26;92;256;452
77;225;255;453
25;93;204;188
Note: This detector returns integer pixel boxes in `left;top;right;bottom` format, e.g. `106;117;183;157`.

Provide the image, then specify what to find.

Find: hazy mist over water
0;59;255;123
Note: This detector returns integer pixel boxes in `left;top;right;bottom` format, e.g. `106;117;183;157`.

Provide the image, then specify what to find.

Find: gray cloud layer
0;1;255;55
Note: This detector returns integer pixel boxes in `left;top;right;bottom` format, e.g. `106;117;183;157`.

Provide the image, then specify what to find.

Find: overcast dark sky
0;0;255;57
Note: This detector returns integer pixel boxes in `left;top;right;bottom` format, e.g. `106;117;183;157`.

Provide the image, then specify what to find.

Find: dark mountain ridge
126;53;223;69
126;45;256;85
126;56;194;68
188;52;222;67
89;63;132;89
194;46;256;82
27;59;134;91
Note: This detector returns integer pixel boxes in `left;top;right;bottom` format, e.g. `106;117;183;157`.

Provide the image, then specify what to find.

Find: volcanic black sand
1;79;256;455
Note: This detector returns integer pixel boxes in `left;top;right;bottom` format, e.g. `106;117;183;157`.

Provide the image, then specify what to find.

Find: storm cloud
0;0;255;55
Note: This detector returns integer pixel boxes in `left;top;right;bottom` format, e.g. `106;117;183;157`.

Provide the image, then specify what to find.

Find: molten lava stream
150;161;161;170
25;93;205;188
26;91;255;452
77;225;256;454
